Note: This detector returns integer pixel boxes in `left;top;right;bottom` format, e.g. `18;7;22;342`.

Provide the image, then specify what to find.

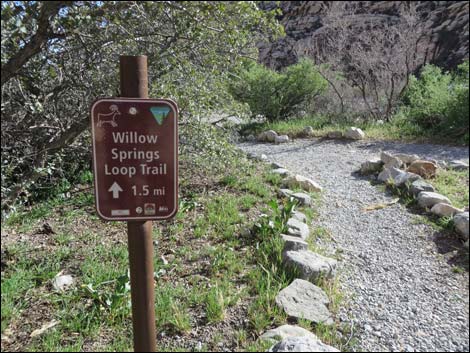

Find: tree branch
1;1;71;86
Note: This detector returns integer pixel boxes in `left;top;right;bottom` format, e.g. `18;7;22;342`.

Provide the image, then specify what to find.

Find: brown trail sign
91;98;178;221
90;55;178;352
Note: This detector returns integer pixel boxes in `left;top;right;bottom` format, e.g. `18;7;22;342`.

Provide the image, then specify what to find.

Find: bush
230;59;327;122
402;61;469;141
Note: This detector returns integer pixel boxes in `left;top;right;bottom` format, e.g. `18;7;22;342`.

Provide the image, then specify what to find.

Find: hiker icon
97;104;120;127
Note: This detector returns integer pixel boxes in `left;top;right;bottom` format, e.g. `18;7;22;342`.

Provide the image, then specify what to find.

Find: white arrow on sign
108;181;123;199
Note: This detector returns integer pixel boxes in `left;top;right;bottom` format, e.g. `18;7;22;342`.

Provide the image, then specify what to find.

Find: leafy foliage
1;1;282;212
229;58;327;121
402;60;469;142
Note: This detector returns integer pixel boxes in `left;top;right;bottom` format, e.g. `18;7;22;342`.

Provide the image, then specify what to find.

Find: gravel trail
238;138;469;352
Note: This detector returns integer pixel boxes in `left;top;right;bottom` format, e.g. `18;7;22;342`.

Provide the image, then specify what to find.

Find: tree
1;1;282;211
229;58;327;121
310;1;426;121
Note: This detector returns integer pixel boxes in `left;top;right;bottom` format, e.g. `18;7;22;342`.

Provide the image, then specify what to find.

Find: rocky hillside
259;1;469;70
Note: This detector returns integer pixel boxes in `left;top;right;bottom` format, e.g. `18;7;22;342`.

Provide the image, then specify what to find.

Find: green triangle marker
150;106;171;125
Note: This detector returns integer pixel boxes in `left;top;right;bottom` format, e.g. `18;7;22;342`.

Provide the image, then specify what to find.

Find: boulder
286;218;310;240
246;134;256;142
268;336;340;352
378;167;421;186
377;167;402;183
383;156;403;169
344;127;365;140
260;325;317;344
283;250;337;282
275;135;289;144
407;160;438;178
284;174;322;192
265;130;279;142
393;171;421;187
395;153;420;165
281;235;309;252
409;179;435;196
303;126;314;136
275;279;333;324
448;160;469;171
430;203;463;217
380;151;395;164
454;212;469;240
417;192;451;208
360;158;383;174
291;192;312;206
291;211;307;223
327;131;343;139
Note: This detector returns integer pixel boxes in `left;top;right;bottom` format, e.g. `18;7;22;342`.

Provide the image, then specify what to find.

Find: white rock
275;279;333;324
285;175;322;192
275;135;289;144
272;168;291;177
448;160;469;171
291;192;312;206
360;158;383;174
269;336;340;352
265;130;278;142
380;151;395;164
344;127;365;140
281;234;309;253
261;325;317;343
291;211;307;223
430;203;463;217
378;167;420;186
393;171;421;186
278;189;294;198
417;192;451;208
395;153;420;165
286;218;310;240
409;179;435;196
384;156;403;169
283;250;337;282
303;126;314;136
454;212;469;240
52;274;74;292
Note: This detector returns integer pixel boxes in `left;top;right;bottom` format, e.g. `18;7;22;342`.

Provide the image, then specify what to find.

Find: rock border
359;152;469;243
246;152;341;351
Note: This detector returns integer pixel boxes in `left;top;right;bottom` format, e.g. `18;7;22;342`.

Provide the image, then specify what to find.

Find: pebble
239;138;469;352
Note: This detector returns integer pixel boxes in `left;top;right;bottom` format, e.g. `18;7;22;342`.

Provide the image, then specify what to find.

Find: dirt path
239;138;469;352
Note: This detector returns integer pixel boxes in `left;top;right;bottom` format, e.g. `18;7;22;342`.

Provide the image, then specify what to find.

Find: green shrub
230;59;327;122
402;60;469;141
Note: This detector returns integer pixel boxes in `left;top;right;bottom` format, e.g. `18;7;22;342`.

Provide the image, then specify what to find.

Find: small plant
80;272;131;322
205;284;227;323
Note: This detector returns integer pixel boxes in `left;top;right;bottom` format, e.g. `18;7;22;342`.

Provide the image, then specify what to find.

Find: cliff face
259;1;469;70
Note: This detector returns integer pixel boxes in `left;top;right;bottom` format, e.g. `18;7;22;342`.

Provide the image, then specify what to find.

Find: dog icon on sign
97;105;121;127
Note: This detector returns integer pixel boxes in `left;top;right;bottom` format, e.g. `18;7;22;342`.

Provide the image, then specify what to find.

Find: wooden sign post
91;55;178;352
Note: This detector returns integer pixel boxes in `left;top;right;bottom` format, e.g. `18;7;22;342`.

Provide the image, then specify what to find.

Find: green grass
432;169;469;209
240;114;468;146
1;141;348;351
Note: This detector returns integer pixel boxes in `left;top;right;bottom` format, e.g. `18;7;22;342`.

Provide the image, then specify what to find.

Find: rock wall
259;1;469;70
